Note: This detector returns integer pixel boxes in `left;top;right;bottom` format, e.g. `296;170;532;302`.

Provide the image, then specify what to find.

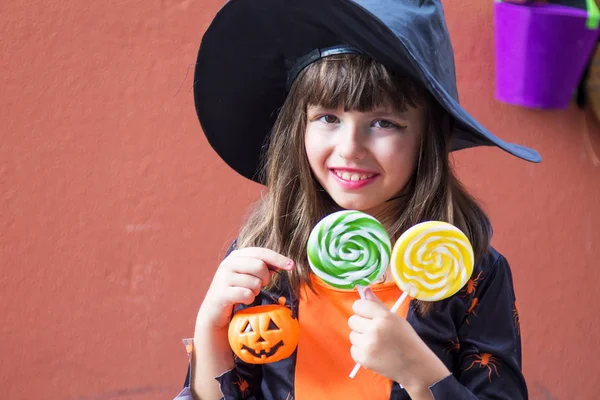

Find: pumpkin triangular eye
242;321;253;333
267;320;279;331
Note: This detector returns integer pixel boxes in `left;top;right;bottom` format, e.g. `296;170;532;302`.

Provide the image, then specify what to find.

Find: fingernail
364;287;377;301
285;260;295;270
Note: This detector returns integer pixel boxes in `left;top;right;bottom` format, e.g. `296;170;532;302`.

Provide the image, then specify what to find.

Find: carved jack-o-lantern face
228;298;299;364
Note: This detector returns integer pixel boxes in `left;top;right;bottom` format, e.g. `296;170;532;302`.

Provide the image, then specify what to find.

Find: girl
177;0;540;399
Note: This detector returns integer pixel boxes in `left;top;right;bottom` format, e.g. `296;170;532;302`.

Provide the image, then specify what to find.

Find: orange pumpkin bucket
228;297;299;364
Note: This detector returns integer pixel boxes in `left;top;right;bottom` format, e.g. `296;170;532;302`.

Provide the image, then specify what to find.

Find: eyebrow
306;105;411;121
367;109;407;117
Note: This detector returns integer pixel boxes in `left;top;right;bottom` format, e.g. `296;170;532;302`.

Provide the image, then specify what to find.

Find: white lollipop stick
390;291;410;314
349;360;362;379
349;285;369;378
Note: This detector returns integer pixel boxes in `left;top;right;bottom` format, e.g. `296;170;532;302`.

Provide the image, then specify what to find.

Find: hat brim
194;0;541;183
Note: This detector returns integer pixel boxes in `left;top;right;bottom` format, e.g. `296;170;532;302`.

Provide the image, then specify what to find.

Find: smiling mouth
241;341;284;358
332;170;376;181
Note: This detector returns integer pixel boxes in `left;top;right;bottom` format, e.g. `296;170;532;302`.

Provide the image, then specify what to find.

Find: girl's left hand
348;288;450;396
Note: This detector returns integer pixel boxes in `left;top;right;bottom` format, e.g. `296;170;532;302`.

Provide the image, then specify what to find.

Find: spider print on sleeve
233;377;250;398
465;352;500;382
465;297;479;324
444;337;460;354
460;271;483;298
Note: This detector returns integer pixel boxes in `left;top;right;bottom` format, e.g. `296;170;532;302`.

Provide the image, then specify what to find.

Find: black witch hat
194;0;542;183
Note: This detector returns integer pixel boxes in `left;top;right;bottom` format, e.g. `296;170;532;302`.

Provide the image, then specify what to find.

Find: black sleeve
430;254;527;399
176;355;263;400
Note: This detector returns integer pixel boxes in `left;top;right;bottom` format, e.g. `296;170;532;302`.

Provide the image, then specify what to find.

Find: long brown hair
236;54;492;315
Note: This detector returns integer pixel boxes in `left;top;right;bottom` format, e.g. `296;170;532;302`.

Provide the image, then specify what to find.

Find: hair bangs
298;53;424;113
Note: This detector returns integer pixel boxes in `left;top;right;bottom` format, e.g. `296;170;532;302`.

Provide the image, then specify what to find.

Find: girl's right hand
197;247;295;330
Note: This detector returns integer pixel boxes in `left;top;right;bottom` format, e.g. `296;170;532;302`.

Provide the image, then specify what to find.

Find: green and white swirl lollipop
307;210;391;290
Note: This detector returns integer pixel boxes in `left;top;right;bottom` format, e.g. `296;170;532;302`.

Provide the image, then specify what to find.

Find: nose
337;122;367;161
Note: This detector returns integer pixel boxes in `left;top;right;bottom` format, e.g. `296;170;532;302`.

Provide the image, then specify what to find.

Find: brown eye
267;320;280;331
374;119;397;129
320;115;339;124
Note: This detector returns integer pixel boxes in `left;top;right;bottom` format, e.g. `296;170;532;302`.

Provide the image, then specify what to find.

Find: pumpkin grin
228;297;300;364
241;340;285;358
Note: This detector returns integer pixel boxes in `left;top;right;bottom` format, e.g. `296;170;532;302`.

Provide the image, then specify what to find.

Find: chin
330;197;380;213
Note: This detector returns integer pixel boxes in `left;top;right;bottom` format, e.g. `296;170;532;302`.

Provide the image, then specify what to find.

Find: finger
352;299;390;319
349;330;365;346
350;345;365;366
348;314;370;333
363;287;384;304
223;287;256;305
227;273;263;296
233;247;294;271
229;257;272;286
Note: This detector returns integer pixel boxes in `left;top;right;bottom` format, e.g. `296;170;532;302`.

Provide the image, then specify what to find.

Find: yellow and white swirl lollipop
389;221;474;313
350;221;474;379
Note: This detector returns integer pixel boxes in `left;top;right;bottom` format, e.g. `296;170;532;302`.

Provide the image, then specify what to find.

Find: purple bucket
494;1;600;109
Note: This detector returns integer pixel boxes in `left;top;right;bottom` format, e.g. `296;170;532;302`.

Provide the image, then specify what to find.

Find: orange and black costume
175;242;527;400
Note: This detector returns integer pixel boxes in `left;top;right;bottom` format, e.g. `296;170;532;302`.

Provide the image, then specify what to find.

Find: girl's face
304;104;425;215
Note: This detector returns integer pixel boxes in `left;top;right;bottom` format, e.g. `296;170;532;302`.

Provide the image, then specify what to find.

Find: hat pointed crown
349;0;459;100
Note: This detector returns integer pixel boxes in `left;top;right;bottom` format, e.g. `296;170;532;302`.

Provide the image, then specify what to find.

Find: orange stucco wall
1;1;599;399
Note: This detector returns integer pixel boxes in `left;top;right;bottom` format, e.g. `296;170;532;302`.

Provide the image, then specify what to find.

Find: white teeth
334;170;374;181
